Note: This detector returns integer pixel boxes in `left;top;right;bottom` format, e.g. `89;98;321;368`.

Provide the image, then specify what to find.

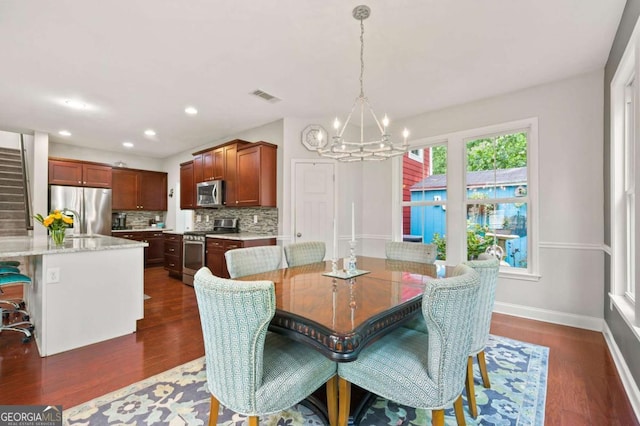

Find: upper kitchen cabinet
48;158;112;188
112;168;167;211
235;142;277;207
184;139;275;209
180;160;195;209
193;147;224;182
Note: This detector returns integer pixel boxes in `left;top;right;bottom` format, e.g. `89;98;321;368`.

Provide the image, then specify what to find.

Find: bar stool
0;261;34;343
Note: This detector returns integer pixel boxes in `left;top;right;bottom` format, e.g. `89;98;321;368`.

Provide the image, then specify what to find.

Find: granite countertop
0;235;148;258
204;233;276;241
111;228;172;233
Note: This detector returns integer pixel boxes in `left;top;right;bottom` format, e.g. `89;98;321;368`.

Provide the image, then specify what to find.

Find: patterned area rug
64;335;548;425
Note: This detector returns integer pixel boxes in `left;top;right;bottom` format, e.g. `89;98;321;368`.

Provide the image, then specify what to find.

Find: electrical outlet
205;215;210;222
196;215;202;222
47;267;60;283
253;215;258;224
155;215;160;221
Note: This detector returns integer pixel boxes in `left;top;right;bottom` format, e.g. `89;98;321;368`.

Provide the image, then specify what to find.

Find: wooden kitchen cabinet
49;158;112;188
145;231;165;266
180;161;195;209
193;147;223;182
235;142;277;207
187;139;275;208
112;168;167;211
163;233;183;278
206;237;276;278
115;231;164;267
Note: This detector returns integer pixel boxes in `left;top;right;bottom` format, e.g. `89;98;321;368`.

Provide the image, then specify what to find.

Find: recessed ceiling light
64;99;88;110
185;106;198;115
122;142;134;148
58;130;71;136
144;129;156;136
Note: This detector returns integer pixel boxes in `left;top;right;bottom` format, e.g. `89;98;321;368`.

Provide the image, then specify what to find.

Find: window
624;77;636;302
408;148;424;163
399;119;538;278
611;28;640;324
402;145;447;258
465;132;529;268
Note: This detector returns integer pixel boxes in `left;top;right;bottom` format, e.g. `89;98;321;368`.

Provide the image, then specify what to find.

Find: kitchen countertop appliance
182;218;239;285
112;212;127;230
49;185;112;236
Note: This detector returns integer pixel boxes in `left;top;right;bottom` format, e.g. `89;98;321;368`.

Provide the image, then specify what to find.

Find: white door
293;161;335;251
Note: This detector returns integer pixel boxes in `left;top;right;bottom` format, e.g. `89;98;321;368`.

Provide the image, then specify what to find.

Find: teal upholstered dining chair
337;264;480;426
385;241;437;264
224;245;283;278
284;241;326;267
194;267;338;426
402;258;500;418
461;258;500;417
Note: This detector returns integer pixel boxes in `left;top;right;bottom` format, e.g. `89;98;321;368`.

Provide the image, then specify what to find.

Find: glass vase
50;228;66;246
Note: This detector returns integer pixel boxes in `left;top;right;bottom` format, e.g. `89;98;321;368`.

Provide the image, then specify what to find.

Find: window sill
499;268;541;282
609;294;640;341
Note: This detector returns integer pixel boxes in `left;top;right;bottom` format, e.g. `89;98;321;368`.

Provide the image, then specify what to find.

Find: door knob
296;232;302;237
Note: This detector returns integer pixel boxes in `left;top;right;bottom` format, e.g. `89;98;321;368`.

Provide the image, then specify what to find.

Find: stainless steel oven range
182;218;239;286
182;231;207;286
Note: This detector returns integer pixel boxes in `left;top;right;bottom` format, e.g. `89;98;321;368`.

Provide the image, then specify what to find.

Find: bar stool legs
0;260;35;343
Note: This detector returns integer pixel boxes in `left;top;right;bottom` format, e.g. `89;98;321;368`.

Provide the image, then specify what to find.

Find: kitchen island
0;234;147;356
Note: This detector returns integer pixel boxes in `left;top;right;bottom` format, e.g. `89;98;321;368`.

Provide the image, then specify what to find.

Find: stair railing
20;134;33;231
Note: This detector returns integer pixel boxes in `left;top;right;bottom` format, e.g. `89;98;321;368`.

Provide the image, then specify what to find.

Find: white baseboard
603;322;640;422
493;301;604;331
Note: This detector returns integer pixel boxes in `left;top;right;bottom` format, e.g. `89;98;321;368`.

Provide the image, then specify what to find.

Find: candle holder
348;240;357;272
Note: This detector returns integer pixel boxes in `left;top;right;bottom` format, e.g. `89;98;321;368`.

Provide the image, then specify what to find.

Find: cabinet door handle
169;263;175;267
169;248;175;252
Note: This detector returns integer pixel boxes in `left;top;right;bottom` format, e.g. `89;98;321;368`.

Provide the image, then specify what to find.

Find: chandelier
317;5;409;162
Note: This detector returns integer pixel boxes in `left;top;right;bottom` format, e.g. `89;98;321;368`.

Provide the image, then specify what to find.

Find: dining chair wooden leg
453;395;466;426
431;409;444;426
465;356;478;418
326;375;338;426
208;396;219;426
477;350;491;388
248;416;259;426
338;377;351;426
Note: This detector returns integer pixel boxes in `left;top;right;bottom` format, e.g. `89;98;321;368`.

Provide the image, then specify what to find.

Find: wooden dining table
237;256;449;424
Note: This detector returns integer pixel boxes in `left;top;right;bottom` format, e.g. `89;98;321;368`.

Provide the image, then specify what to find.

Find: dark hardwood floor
1;266;638;425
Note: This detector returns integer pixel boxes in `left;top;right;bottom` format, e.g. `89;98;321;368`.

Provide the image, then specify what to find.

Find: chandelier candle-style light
317;5;409;162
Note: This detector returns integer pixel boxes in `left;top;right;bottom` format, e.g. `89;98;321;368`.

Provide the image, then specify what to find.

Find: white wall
0;130;20;149
358;70;605;324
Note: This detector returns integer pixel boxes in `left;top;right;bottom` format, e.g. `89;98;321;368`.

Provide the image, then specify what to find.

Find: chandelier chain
359;17;365;98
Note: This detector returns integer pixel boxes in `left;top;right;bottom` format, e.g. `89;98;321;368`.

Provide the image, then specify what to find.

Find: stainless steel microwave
196;180;224;207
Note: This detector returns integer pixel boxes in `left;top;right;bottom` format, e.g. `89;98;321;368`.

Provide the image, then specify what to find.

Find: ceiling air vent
251;89;281;103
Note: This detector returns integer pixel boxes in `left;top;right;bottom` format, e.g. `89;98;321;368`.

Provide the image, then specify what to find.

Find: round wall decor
301;125;328;151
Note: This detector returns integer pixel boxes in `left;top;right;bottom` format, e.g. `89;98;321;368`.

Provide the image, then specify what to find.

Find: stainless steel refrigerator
49;185;112;235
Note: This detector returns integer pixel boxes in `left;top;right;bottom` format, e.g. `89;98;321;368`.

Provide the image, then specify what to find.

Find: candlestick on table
332;216;338;273
351;202;355;242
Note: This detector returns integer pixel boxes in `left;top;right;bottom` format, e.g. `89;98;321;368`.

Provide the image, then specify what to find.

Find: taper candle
351;202;355;242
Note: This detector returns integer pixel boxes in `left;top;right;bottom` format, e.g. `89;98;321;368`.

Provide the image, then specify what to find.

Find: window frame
610;19;640;328
408;148;424;163
395;117;539;281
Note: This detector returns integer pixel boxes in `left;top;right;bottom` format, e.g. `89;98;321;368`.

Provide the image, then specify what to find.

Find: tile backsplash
113;207;278;235
193;207;277;234
116;211;165;229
